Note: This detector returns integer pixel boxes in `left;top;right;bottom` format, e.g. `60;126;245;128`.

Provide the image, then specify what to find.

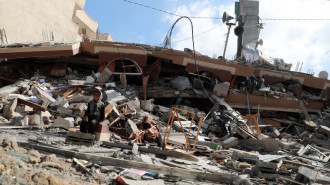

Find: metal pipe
246;92;250;115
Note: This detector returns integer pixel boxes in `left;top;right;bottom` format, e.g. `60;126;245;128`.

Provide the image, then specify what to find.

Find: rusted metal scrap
128;116;160;144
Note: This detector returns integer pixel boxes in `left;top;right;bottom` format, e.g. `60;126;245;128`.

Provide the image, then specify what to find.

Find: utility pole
223;23;235;59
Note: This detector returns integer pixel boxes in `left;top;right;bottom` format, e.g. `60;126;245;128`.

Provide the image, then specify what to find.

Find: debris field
0;40;329;185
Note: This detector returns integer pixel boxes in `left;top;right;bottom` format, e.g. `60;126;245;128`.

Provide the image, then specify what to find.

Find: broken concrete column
213;82;230;96
170;76;191;91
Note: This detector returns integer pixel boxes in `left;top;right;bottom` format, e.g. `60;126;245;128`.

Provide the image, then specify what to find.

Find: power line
121;0;221;19
263;18;330;20
122;0;330;21
168;23;261;44
171;24;221;43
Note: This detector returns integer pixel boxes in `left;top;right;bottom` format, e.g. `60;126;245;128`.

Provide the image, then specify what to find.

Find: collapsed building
0;0;329;185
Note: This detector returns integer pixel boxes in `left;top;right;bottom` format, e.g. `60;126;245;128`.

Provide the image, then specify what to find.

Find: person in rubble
80;89;105;134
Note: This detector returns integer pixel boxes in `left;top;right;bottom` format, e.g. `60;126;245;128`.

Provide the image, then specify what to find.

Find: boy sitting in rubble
80;89;105;134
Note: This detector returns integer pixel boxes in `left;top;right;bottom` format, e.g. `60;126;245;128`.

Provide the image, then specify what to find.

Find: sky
85;0;330;78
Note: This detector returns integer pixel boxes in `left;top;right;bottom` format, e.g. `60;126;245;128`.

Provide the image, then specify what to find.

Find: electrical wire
121;0;221;19
122;0;330;21
263;18;330;20
171;24;221;43
163;23;262;45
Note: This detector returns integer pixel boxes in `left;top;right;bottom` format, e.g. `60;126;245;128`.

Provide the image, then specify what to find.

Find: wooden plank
18;142;235;183
102;141;199;162
0;125;50;129
105;104;113;118
18;98;46;112
9;98;18;115
62;89;75;99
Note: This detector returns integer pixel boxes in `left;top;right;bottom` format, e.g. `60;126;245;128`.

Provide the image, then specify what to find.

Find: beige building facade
0;0;112;44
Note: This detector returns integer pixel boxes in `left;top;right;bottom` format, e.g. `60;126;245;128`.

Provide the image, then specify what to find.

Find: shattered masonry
0;0;330;185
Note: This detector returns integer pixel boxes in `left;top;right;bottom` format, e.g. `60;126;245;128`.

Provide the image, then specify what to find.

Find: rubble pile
0;59;329;185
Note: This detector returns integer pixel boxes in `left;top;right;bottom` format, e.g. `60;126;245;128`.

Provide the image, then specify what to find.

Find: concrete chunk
85;76;95;83
213;82;230;96
54;96;69;108
28;114;42;125
222;137;238;149
98;67;113;83
239;139;279;152
31;85;55;107
3;98;18;119
105;90;127;104
170;76;191;91
68;103;87;112
53;117;74;129
270;129;280;138
318;125;330;136
41;111;52;125
94;124;111;141
11;112;25;126
68;80;85;86
140;99;154;112
295;166;318;184
256;160;282;170
58;107;74;117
